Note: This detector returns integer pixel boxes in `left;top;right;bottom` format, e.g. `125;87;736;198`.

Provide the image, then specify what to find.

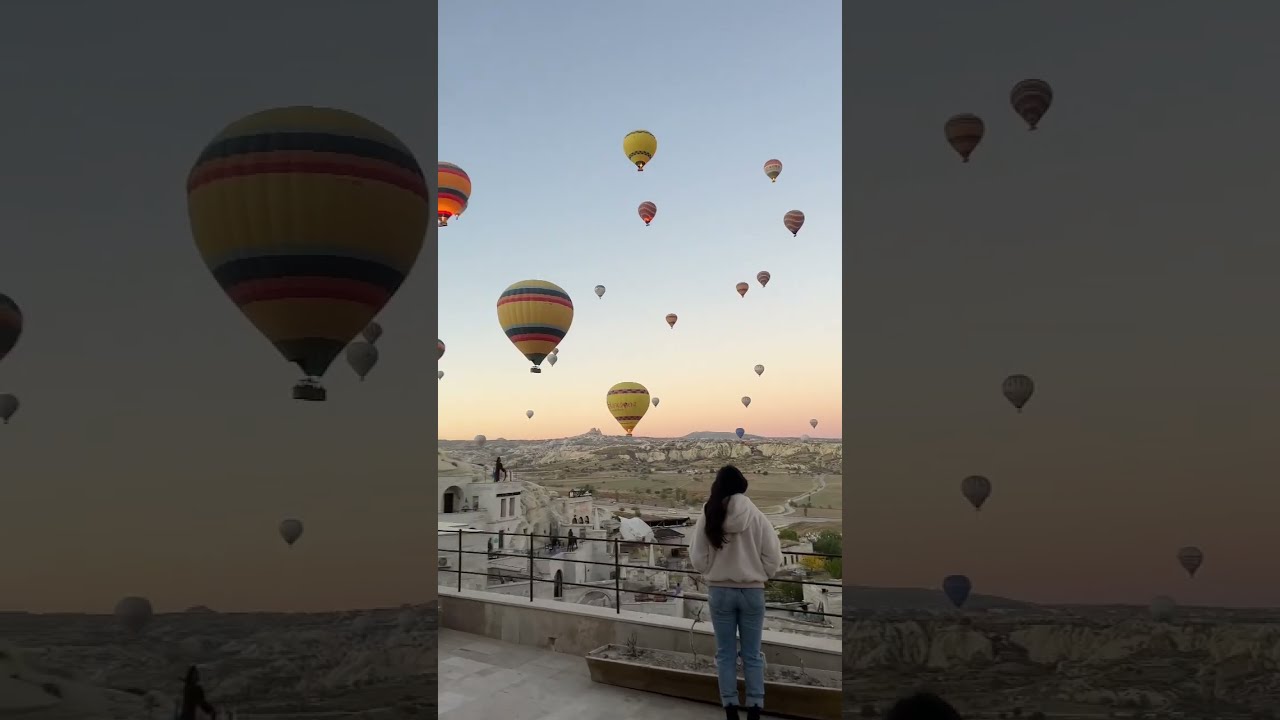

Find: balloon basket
292;382;327;401
530;367;542;374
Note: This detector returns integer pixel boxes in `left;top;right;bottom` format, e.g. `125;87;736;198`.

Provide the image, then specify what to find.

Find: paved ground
438;628;723;720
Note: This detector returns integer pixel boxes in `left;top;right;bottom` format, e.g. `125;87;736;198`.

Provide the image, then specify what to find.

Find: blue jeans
708;586;766;708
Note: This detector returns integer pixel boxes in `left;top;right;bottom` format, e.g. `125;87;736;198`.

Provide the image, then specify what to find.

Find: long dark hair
886;692;962;720
703;465;749;549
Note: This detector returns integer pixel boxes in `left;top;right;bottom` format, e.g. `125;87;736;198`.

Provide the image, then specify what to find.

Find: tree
800;556;827;573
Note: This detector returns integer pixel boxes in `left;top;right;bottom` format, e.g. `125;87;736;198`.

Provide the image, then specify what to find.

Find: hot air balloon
1002;374;1035;412
437;340;445;360
607;381;650;436
665;313;678;329
547;354;558;366
438;370;444;380
551;347;559;355
279;518;304;547
736;282;749;298
1150;595;1177;622
741;396;751;408
809;419;818;429
735;427;745;439
346;342;378;380
497;280;574;373
763;159;782;183
0;394;17;424
594;285;606;299
362;322;383;344
754;364;765;377
114;596;153;634
942;575;972;609
474;434;487;447
187;107;428;402
961;475;992;511
526;410;535;419
1177;546;1204;577
623;130;657;171
801;433;811;442
783;210;805;237
638;201;657;226
0;293;24;366
438;162;472;226
651;397;660;407
1010;79;1054;131
757;271;771;288
945;114;985;162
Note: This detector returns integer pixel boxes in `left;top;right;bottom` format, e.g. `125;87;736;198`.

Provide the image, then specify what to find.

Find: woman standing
689;465;783;720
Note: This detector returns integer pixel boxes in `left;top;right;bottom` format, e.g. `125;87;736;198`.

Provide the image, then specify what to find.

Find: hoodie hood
722;493;755;534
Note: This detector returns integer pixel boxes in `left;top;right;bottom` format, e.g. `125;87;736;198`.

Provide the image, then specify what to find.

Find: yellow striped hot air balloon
438;162;471;226
496;280;574;373
623;130;657;171
187;106;428;401
607;382;650;436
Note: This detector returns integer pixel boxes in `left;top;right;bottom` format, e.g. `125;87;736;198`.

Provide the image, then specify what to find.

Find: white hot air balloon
594;285;606;299
346;342;379;380
114;596;154;634
741;396;751;408
0;393;18;424
754;364;764;377
279;518;304;547
474;434;487;447
547;354;558;366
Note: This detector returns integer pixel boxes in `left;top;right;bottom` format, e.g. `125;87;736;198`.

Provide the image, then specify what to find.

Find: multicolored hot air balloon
1177;546;1204;577
346;342;379;380
279;518;304;547
735;427;745;439
497;280;574;373
942;575;972;609
757;271;771;288
736;282;749;298
438;340;446;360
809;418;818;429
783;210;805;237
607;382;650;436
741;396;751;408
1011;79;1054;131
945;114;985;162
0;394;18;424
651;397;660;407
594;285;606;299
1002;374;1035;412
638;201;657;226
763;159;782;183
0;293;24;367
961;475;992;511
753;364;765;377
438;162;471;226
362;322;383;344
187;107;428;402
665;313;678;329
623;130;657;171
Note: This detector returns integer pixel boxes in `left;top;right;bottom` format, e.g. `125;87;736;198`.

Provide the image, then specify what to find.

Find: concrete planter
585;644;840;720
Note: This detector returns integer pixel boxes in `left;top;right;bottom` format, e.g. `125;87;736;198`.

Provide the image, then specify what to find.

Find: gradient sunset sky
850;2;1280;607
438;2;842;441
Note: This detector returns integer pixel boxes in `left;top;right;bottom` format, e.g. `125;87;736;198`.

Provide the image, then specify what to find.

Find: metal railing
440;529;842;619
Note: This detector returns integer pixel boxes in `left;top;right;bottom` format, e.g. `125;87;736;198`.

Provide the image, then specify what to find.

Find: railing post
456;530;463;592
613;538;621;614
528;534;535;603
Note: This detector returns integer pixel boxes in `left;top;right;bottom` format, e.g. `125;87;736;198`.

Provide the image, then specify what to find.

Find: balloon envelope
736;282;749;297
945;114;985;162
279;518;304;546
754;364;764;376
526;410;534;419
362;322;383;344
741;396;751;408
623;130;657;171
651;397;660;407
497;280;574;373
638;201;657;225
757;271;771;287
665;313;678;328
0;293;22;366
438;162;472;225
346;342;379;380
437;339;445;360
1177;546;1204;577
607;382;651;436
474;434;486;447
1002;374;1035;411
0;393;18;424
438;370;445;380
547;354;558;366
1150;595;1177;622
942;575;972;608
594;285;606;298
961;475;992;510
809;418;818;429
1010;79;1054;130
763;159;782;182
114;596;154;634
735;427;745;439
783;210;805;236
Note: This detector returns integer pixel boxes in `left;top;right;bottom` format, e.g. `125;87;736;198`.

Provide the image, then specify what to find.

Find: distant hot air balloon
526;410;534;419
1002;374;1035;412
346;342;379;381
547;354;558;366
735;427;745;439
754;364;765;377
757;271;771;288
594;285;606;299
763;159;782;183
638;201;657;226
0;394;18;424
1150;595;1177;622
945;114;985;162
362;322;383;344
607;381;650;436
736;282;749;298
666;313;678;329
809;419;818;429
187;107;428;402
961;475;992;511
741;396;751;408
497;280;574;374
438;162;472;226
623;130;657;171
942;575;972;609
114;596;154;634
551;347;559;355
801;434;811;442
474;434;486;447
1177;546;1204;577
0;293;21;367
651;397;660;407
279;518;304;547
783;210;805;237
438;370;444;380
1010;79;1054;131
438;340;445;360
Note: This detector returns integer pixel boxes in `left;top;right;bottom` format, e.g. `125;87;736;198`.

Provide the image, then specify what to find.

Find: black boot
724;705;740;720
746;706;762;720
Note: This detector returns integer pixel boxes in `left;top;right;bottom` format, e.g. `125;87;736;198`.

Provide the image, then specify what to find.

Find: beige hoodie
689;494;783;588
